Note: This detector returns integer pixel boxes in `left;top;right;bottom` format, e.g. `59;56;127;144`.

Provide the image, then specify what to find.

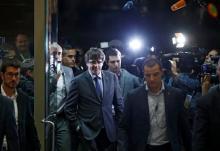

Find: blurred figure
0;94;19;151
64;47;123;151
19;59;34;100
201;49;219;95
118;57;192;151
105;47;141;98
0;58;40;151
192;58;220;151
14;33;33;62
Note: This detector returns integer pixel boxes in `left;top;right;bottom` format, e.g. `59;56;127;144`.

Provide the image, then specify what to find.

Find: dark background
0;0;220;52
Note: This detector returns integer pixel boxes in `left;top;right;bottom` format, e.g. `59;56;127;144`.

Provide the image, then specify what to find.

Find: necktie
94;76;102;99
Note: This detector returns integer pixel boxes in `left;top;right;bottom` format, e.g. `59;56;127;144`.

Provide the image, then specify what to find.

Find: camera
201;56;219;84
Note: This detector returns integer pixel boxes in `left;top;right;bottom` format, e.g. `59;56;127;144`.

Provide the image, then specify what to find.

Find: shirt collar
1;84;18;100
88;70;102;79
145;80;165;95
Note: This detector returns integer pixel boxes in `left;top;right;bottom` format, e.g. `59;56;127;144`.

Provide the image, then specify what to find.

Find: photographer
192;58;220;151
167;55;200;128
201;49;219;95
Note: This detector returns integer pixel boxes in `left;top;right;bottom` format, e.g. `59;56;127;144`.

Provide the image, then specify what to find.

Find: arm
118;92;132;151
178;91;192;151
64;79;80;131
5;100;20;151
26;99;41;151
113;74;124;121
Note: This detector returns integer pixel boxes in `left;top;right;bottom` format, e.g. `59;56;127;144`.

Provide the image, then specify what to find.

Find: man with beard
0;58;40;151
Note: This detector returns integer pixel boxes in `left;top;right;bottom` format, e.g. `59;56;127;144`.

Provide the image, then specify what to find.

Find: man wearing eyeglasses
64;47;123;151
0;59;40;151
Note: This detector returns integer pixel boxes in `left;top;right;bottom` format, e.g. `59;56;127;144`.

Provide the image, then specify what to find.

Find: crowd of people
0;35;220;151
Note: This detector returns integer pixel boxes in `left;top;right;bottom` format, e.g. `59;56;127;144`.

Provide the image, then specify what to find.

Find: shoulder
121;69;135;77
0;94;12;105
17;89;33;101
62;65;72;72
0;94;14;111
127;85;146;97
198;85;220;106
166;84;184;94
102;70;117;79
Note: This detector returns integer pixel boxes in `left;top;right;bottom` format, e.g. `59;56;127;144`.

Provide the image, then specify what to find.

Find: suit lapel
120;70;126;96
102;71;109;101
62;66;72;93
140;86;150;127
16;93;23;126
85;71;101;101
163;86;171;130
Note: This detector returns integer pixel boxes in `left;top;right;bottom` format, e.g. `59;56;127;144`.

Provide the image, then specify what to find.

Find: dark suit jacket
49;65;74;113
64;70;123;142
118;85;192;151
0;89;40;151
192;85;220;151
16;89;40;151
0;94;19;151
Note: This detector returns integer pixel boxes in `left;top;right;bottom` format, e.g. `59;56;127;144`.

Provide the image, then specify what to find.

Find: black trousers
78;128;115;151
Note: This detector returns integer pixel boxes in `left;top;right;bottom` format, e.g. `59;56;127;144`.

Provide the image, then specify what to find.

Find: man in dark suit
0;58;40;151
118;57;192;151
64;47;123;151
192;58;220;151
105;47;141;98
0;94;19;151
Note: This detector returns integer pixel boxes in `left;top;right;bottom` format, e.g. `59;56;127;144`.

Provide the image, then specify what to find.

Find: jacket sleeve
118;92;132;151
26;98;41;151
113;74;124;122
5;100;20;151
64;79;79;131
178;90;192;151
192;95;209;151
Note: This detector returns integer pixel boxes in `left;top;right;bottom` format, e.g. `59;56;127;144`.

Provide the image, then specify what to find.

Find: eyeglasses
5;72;20;78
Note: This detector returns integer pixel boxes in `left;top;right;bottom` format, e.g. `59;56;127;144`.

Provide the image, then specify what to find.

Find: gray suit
118;69;141;98
64;70;123;142
48;65;74;151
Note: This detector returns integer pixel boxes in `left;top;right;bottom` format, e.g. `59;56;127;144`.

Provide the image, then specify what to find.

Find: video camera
201;56;219;84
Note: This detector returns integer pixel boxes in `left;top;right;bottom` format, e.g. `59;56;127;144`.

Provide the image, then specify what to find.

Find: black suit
64;70;123;143
17;89;40;151
0;94;19;151
193;85;220;151
118;85;192;151
0;89;40;151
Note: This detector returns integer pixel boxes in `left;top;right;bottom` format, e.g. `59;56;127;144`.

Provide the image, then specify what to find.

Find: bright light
150;46;155;52
128;37;143;51
172;33;186;48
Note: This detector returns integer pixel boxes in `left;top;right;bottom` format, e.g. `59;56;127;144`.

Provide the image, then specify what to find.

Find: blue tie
94;76;102;99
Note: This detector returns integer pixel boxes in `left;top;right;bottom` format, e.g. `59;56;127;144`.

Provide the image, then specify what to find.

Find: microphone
171;0;186;11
